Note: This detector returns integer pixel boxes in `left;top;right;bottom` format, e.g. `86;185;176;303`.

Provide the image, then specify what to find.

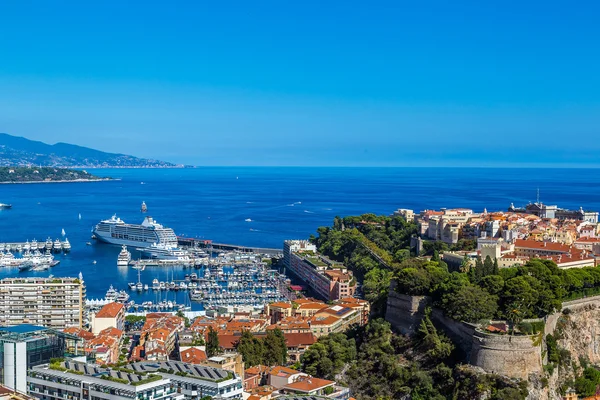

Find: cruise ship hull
94;231;162;248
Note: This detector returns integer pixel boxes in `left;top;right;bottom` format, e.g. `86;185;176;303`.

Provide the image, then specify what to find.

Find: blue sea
0;167;599;306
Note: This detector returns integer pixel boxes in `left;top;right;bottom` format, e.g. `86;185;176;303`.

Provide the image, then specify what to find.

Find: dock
177;237;282;256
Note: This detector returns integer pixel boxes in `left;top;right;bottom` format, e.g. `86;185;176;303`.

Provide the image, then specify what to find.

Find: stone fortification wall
470;330;542;380
385;285;430;335
385;280;543;380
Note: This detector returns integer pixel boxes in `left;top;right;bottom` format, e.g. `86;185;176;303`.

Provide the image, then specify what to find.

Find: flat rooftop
128;360;232;382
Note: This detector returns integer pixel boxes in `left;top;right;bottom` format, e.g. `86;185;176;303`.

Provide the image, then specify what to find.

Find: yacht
137;242;190;261
144;284;149;291
136;282;143;291
179;282;188;290
45;238;53;251
53;239;62;253
117;245;132;267
152;279;160;290
62;238;71;252
105;285;118;302
93;215;177;248
128;282;136;290
116;290;130;303
23;241;30;252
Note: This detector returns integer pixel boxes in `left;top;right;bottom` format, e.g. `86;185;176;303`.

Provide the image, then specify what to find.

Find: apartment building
287;251;355;302
0;277;86;329
91;302;125;334
127;360;244;399
28;361;183;400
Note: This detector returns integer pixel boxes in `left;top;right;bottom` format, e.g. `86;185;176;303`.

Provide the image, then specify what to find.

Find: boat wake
249;228;260;232
304;210;314;214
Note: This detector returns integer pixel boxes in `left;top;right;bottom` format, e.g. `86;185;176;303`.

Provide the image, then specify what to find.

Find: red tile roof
95;302;124;318
180;347;207;364
284;332;316;347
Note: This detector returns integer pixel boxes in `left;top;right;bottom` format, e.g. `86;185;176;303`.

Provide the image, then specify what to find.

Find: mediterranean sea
0;167;599;306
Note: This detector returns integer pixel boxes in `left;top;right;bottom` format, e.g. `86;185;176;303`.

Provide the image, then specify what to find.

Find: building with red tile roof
91;302;125;335
179;347;207;364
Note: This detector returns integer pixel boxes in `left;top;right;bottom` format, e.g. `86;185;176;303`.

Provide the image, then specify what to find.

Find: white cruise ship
93;215;178;248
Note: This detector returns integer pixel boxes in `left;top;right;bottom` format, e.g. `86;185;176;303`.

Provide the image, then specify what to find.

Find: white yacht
105;285;118;302
137;242;190;261
23;241;30;252
62;238;71;252
45;238;53;251
152;279;160;290
117;245;132;267
53;239;62;253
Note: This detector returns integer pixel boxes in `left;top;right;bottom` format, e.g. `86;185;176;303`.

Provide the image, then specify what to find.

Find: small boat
0;203;12;209
128;282;136;290
152;279;160;290
61;228;66;237
136;282;143;291
92;260;97;264
86;242;92;246
144;284;149;291
245;218;252;222
141;201;147;213
78;213;82;220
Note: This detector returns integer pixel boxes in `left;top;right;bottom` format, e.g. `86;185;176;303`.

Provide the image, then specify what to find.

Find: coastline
0;178;118;185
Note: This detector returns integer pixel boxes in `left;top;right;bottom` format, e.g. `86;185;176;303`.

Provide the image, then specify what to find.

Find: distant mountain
0;133;178;168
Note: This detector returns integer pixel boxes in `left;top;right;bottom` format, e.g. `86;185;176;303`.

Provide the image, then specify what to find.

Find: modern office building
28;361;183;400
0;276;86;329
127;360;244;399
0;325;82;394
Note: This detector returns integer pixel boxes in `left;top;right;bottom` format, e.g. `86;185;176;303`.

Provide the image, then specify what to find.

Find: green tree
236;330;264;367
264;328;287;366
206;327;220;357
441;285;498;323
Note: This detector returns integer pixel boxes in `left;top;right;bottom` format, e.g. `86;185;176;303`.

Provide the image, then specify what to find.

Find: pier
177;237;282;256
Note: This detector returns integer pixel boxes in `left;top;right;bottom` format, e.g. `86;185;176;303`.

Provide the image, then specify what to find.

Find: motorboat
152;279;160;290
117;245;131;267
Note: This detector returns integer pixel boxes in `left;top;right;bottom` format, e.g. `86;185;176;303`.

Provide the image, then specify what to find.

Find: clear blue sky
0;1;598;166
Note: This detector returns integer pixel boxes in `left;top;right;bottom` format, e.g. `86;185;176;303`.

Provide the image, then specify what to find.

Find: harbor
86;248;290;314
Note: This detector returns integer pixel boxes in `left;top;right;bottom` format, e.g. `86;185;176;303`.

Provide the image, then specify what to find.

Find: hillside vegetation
0;167;106;183
0;133;176;167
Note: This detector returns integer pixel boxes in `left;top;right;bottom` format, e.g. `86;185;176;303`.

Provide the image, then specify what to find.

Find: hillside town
396;201;600;269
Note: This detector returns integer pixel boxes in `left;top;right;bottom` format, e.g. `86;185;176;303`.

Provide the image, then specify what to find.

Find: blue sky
0;1;598;166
